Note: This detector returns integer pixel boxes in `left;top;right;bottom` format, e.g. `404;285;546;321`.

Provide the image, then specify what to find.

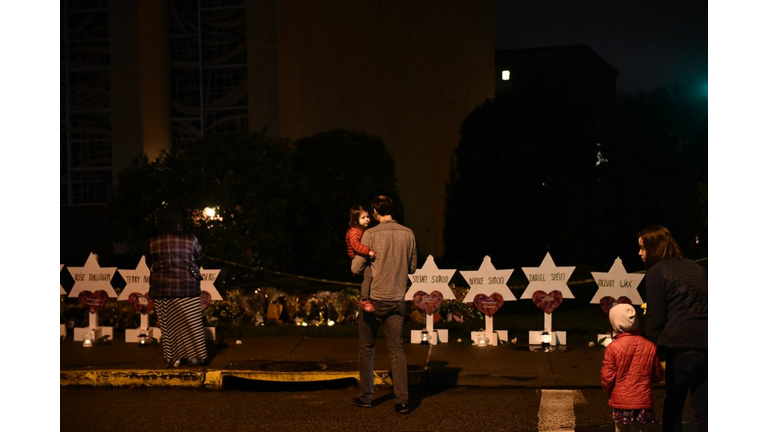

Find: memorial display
589;257;645;345
459;256;516;346
405;255;456;345
67;253;118;343
520;252;575;345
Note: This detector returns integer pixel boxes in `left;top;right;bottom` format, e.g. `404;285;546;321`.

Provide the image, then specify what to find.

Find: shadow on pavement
418;360;463;386
222;376;358;392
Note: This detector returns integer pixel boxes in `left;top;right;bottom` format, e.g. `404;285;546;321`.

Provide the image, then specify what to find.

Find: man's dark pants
357;300;408;405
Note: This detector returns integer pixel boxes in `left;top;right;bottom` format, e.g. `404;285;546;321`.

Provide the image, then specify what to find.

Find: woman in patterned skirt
148;210;207;368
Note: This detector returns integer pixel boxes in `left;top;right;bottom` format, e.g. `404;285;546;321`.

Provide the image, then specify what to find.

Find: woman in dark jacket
149;210;207;368
639;225;707;432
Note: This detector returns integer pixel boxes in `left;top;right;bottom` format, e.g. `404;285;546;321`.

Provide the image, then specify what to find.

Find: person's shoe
361;299;374;313
188;358;203;366
352;397;372;408
394;403;410;415
172;359;182;368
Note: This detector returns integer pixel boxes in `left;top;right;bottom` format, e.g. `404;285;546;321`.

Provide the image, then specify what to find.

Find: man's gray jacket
351;219;417;301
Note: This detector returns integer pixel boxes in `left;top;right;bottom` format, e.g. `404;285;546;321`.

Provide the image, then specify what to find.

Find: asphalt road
59;386;696;431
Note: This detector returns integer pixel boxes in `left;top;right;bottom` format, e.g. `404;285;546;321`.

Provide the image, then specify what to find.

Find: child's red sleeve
600;346;617;395
347;228;370;257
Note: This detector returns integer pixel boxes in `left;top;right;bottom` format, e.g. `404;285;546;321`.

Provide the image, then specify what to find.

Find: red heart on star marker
599;296;632;314
532;290;563;314
200;291;212;310
413;291;444;315
473;293;504;317
78;290;109;313
128;292;154;314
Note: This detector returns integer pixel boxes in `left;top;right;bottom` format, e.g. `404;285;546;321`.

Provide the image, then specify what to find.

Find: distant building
495;45;618;114
60;0;495;262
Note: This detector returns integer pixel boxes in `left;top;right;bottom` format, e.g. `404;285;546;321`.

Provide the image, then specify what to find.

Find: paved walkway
60;333;620;390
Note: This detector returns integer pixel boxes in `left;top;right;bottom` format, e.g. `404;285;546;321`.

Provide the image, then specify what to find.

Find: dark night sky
493;0;708;93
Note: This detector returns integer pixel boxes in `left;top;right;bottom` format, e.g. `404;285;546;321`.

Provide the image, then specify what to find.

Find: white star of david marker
67;253;118;298
589;257;645;305
117;255;151;300
460;256;516;302
405;255;456;300
520;252;575;299
199;267;222;300
60;264;66;295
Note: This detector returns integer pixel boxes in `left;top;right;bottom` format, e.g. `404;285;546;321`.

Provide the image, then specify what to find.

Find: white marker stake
426;313;434;334
544;313;552;332
485;315;494;337
89;312;98;331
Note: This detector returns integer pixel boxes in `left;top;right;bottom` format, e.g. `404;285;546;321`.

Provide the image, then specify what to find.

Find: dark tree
602;80;708;259
291;129;403;280
444;81;707;269
444;89;608;267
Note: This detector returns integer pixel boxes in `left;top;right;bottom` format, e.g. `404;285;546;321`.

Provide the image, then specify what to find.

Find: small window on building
501;70;510;81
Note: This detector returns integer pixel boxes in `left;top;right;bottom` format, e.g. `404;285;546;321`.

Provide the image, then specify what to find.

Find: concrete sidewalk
60;333;614;390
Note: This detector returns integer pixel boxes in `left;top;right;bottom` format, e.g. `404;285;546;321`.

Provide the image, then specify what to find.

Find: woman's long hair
638;225;682;269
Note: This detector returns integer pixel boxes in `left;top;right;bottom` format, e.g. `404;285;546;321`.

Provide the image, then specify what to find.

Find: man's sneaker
352;397;372;408
394;403;410;415
361;299;374;313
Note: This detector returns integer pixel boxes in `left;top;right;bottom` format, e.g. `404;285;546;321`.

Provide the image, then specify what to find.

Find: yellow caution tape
206;256;359;287
205;256;707;289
